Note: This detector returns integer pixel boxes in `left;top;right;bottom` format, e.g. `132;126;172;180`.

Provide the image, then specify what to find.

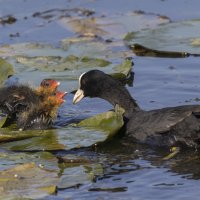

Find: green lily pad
0;116;8;128
0;151;59;171
113;58;133;77
0;58;14;86
78;105;125;140
0;106;124;152
59;12;170;39
0;129;47;143
0;144;104;198
15;55;111;72
57;155;103;189
62;17;108;36
0;129;65;151
58;163;103;189
61;36;129;61
0;41;133;92
0;43;66;58
0;162;59;199
129;43;190;58
0;127;108;151
125;19;200;54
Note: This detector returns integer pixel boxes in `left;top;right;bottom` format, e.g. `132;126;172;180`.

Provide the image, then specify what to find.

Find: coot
73;70;200;148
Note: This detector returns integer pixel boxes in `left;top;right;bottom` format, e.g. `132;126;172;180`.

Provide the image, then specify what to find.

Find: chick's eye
44;82;50;87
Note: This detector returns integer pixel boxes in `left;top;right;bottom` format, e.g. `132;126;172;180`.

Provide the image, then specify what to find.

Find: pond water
1;0;200;199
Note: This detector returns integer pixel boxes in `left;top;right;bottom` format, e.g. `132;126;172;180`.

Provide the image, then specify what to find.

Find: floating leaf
38;185;57;195
113;58;133;77
0;151;59;171
62;17;108;36
191;38;200;47
15;55;111;72
58;163;103;189
0;115;8;128
0;105;124;151
0;162;59;199
59;12;169;39
0;43;66;58
123;32;136;42
129;43;190;58
0;36;134;92
0;129;66;151
0;126;108;151
81;56;111;67
0;150;103;197
126;19;200;53
0;129;45;143
78;105;125;140
61;36;124;59
0;58;14;86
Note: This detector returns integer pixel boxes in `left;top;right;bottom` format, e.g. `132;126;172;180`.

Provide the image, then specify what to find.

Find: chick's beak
55;91;67;104
73;89;85;104
51;80;60;90
56;91;67;99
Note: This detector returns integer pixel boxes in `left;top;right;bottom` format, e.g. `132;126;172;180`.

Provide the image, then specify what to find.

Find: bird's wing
128;105;200;141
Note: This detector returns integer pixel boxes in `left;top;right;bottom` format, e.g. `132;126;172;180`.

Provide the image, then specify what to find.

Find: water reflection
53;137;200;199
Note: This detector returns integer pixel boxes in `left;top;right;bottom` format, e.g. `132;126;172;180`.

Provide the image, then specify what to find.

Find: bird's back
126;105;200;147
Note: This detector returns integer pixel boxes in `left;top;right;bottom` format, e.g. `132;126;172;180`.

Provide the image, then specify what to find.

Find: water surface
1;0;200;199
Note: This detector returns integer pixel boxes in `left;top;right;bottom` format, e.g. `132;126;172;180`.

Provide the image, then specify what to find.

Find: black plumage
73;70;200;148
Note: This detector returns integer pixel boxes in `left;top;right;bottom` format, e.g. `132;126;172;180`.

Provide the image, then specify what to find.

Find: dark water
1;0;200;199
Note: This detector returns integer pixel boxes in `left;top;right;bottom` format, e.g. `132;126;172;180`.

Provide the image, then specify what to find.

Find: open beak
56;91;67;104
56;91;67;99
73;89;85;104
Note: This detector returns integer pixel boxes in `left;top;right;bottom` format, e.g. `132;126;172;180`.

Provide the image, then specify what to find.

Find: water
1;0;200;199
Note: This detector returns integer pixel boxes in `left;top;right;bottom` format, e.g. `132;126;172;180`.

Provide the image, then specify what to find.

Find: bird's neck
101;87;140;118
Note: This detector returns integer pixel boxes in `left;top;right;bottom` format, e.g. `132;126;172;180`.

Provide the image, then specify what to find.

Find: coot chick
17;90;67;130
37;79;60;98
0;79;66;129
73;70;200;148
0;79;60;118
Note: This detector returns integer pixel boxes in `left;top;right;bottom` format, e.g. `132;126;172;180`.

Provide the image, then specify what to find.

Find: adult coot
73;70;200;148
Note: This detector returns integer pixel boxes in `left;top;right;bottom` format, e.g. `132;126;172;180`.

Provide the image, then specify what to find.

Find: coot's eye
81;79;86;87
